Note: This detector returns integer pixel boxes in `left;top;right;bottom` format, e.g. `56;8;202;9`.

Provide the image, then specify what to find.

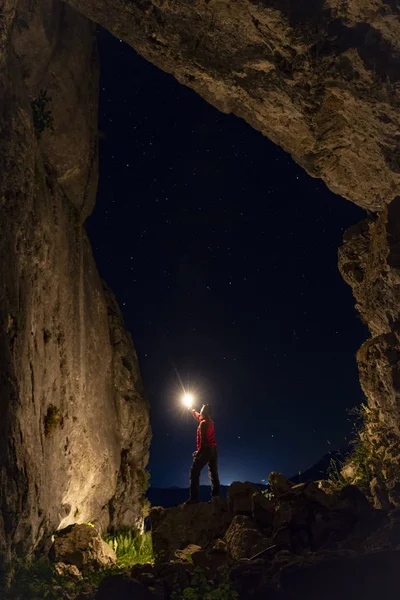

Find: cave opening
86;28;367;489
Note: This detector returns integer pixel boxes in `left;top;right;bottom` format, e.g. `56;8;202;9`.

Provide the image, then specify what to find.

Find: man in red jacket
186;403;220;503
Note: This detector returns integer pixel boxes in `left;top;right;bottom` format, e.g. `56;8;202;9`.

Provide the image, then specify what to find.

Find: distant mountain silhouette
147;449;349;508
290;448;349;484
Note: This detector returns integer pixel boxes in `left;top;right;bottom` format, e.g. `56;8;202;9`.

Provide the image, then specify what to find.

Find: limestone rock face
339;197;400;493
0;0;150;558
339;200;400;429
102;283;151;531
65;0;400;211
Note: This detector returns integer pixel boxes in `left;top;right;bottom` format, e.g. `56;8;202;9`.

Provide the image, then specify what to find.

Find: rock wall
64;0;400;211
339;197;400;494
0;0;150;558
339;199;400;428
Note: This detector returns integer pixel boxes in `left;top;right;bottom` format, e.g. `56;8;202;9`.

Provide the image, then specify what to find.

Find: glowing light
183;393;194;408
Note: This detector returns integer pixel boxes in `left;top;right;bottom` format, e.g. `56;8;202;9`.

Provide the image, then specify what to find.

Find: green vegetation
103;530;153;568
2;531;154;599
44;404;63;436
327;403;400;498
136;468;150;494
327;456;348;490
171;567;239;600
261;489;275;502
139;495;151;518
3;558;120;600
31;90;54;138
327;404;373;493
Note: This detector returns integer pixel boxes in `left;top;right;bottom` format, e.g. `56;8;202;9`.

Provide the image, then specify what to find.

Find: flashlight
183;393;194;408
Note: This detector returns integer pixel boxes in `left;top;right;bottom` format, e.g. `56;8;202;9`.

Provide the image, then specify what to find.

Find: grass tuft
103;530;153;568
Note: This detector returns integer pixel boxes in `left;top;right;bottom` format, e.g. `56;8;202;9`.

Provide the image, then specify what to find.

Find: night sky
86;28;367;489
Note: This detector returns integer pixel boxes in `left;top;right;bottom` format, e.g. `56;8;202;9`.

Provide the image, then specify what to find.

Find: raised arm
190;408;201;423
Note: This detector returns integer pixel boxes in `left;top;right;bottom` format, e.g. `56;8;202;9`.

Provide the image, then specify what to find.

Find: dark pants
189;446;220;502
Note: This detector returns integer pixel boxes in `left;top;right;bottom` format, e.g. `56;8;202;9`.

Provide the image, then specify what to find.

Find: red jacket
191;410;217;452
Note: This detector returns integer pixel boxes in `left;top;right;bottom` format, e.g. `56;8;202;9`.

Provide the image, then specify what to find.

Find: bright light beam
183;393;194;408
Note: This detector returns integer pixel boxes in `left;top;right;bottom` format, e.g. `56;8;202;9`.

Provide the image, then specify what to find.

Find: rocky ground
4;473;400;599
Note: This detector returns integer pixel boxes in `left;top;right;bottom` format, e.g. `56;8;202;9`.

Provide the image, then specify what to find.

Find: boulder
150;500;231;562
252;492;275;529
269;473;294;497
51;524;116;571
175;544;208;568
270;480;369;552
174;544;202;563
95;575;155;600
272;526;293;551
224;515;271;561
208;538;229;570
273;494;311;533
55;562;83;580
211;538;227;553
332;485;371;516
149;561;195;597
300;481;330;508
227;482;258;515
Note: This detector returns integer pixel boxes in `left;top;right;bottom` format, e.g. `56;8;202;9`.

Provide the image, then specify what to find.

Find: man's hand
192;450;198;458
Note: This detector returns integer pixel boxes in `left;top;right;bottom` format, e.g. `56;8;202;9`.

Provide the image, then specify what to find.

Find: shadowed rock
150;499;232;562
96;575;155;600
51;524;116;571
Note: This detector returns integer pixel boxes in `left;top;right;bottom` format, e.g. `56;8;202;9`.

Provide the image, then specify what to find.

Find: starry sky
86;28;367;488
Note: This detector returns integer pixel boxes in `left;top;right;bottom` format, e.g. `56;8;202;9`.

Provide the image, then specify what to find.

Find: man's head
200;404;212;419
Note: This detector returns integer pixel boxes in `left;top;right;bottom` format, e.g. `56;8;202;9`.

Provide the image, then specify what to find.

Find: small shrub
31;89;54;138
136;468;150;494
44;404;63;436
140;496;151;518
328;403;400;497
261;488;275;502
327;457;349;490
103;530;153;568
